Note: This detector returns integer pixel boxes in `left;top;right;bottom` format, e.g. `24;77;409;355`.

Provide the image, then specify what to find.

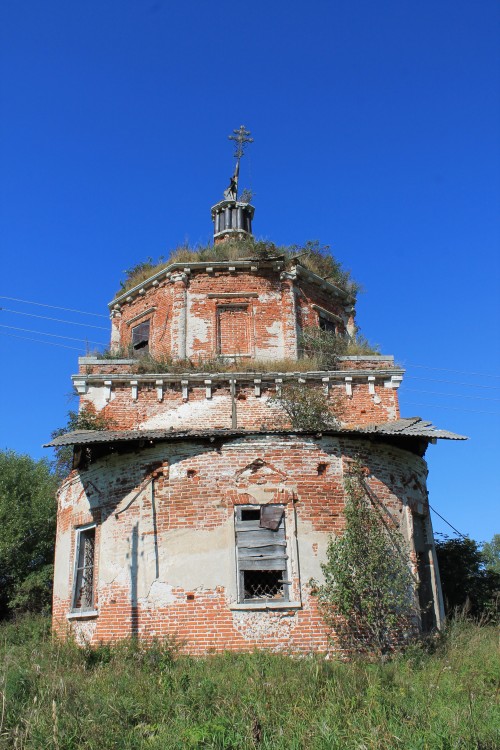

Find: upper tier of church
108;253;356;363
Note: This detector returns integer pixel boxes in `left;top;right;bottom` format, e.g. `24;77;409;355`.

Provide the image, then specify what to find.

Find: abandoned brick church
48;129;465;652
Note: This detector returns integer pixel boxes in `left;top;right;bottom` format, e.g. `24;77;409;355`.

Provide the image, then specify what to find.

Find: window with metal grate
235;505;289;602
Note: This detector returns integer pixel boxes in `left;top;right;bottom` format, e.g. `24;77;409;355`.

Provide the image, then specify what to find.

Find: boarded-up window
71;526;96;612
217;305;250;355
235;505;288;602
131;320;150;353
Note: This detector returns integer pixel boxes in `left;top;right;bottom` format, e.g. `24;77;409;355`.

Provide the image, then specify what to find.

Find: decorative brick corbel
344;376;353;397
155;380;163;402
204;379;212;399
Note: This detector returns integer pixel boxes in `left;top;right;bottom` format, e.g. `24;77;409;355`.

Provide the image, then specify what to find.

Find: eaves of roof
44;417;467;448
109;258;353;309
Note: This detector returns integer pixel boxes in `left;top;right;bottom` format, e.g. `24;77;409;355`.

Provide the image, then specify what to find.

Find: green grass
1;616;498;749
115;239;360;298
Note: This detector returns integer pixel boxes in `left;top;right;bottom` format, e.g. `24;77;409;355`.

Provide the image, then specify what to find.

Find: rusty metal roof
44;417;467;448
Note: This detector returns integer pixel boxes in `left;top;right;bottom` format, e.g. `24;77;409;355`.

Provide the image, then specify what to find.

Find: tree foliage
269;383;342;431
317;465;417;656
482;534;500;576
51;405;112;478
0;450;58;618
435;535;500;619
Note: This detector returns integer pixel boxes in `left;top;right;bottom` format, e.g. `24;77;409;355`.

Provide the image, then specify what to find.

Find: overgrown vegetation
0;614;498;749
300;327;380;368
317;464;417;657
97;328;379;373
269;384;343;431
116;239;361;297
435;535;500;620
50;406;114;477
0;451;57;619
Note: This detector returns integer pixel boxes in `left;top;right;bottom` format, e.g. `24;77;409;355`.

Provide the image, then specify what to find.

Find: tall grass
115;240;360;298
1;616;498;749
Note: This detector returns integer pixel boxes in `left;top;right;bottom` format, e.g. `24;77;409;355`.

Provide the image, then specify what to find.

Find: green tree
269;383;342;431
51;405;111;477
0;450;58;618
482;534;500;576
317;465;417;656
435;535;500;619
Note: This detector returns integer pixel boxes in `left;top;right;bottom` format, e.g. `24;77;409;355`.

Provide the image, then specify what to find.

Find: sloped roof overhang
45;418;467;449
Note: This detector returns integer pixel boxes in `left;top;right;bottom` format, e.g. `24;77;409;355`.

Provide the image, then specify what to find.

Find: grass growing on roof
116;240;360;297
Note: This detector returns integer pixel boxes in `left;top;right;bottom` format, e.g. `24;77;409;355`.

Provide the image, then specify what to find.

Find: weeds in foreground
0;615;498;749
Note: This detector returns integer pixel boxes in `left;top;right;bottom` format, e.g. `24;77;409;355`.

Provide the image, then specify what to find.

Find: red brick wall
53;435;430;654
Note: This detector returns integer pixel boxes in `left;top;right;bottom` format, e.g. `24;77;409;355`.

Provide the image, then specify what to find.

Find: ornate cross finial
224;125;253;201
228;125;253;160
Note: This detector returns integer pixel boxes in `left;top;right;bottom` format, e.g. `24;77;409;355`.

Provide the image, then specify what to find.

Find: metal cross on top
224;125;253;201
228;125;254;160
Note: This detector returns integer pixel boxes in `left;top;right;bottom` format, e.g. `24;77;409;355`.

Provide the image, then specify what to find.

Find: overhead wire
0;308;109;330
0;331;86;351
405;375;499;391
403;362;500;380
402;387;500;402
0;295;108;318
403;401;499;416
427;503;467;539
0;323;107;346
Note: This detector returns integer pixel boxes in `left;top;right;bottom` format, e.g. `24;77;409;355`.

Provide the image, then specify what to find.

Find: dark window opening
131;320;150;354
319;316;337;335
243;570;284;600
241;508;261;521
72;526;96;611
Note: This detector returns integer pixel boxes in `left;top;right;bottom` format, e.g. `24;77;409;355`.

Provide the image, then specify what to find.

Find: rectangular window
235;505;289;602
217;305;250;355
319;315;337;335
71;525;96;612
131;319;150;353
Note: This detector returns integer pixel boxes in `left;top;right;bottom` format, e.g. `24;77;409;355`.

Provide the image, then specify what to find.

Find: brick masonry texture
53;435;430;653
54;261;443;652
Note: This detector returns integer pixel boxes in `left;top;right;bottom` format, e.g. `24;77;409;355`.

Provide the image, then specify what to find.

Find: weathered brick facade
50;238;459;653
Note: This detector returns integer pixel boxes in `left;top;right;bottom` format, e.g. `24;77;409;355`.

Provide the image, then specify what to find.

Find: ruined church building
49;128;465;653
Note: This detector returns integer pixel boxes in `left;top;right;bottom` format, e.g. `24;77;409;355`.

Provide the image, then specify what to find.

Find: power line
428;503;467;539
405;375;500;391
0;324;107;346
0;331;86;351
0;308;109;330
403;400;500;416
404;363;500;380
403;387;500;402
0;295;108;318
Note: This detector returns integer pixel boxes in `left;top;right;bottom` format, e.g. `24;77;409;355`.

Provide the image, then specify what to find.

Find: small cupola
211;125;255;244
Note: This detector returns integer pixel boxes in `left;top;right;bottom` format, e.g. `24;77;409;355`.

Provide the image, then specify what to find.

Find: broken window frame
71;524;97;613
318;314;338;335
234;504;290;603
131;319;151;354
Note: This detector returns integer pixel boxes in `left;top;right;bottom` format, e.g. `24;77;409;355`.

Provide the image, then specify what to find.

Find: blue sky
0;0;498;543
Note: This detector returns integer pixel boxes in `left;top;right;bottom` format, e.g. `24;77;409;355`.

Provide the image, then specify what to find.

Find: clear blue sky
1;0;498;543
